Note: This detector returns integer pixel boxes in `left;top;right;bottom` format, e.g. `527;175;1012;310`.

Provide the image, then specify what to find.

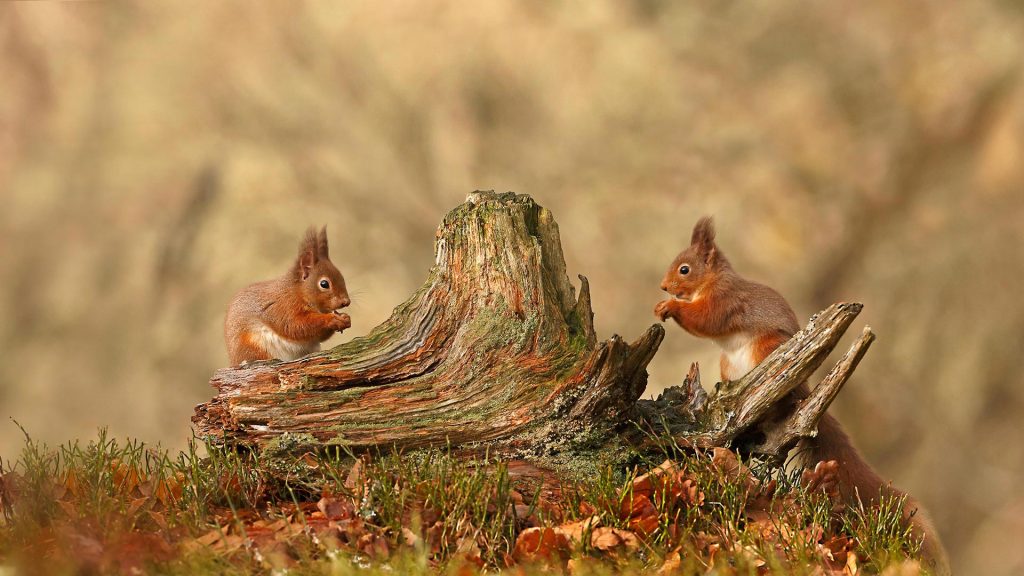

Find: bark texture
194;192;662;462
193;192;870;469
631;303;873;464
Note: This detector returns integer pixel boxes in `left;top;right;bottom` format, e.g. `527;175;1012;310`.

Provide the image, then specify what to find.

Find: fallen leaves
632;459;706;510
500;451;863;573
1;445;921;575
657;548;681;575
317;494;354;521
590;527;640;556
803;459;846;514
552;515;601;545
711;447;759;492
622;494;659;536
512;527;571;563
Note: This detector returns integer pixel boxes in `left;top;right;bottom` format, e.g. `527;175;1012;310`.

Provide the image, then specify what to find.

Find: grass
0;427;930;575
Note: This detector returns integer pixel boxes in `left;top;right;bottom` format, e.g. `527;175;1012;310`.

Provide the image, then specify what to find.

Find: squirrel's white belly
254;324;320;362
714;332;756;381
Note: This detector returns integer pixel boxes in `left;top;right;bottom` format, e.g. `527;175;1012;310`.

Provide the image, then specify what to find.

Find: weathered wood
193;191;870;471
757;326;876;457
194;192;663;463
630;302;867;462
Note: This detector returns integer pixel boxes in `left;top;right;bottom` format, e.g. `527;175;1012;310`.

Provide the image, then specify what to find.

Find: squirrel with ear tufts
655;217;949;574
224;227;351;366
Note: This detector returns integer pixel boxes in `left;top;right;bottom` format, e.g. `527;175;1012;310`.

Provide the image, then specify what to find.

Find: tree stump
193;192;871;470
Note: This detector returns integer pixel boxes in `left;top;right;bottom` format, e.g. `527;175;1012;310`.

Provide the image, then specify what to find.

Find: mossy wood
193;192;871;468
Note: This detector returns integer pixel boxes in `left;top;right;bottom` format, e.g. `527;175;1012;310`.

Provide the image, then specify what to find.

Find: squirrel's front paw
654;300;674;322
330;312;351;332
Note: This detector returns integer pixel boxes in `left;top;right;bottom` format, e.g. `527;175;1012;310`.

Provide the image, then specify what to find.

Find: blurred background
1;1;1022;573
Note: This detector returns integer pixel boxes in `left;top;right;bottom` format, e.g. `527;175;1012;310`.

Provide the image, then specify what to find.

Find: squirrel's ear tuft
690;216;716;248
317;226;330;259
296;227;319;278
691;216;720;265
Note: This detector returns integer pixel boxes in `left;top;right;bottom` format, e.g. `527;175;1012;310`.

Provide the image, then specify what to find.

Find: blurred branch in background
0;1;1022;574
156;166;221;289
810;70;1018;308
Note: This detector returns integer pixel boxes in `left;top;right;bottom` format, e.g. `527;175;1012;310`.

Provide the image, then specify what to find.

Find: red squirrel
655;217;949;573
224;227;351;366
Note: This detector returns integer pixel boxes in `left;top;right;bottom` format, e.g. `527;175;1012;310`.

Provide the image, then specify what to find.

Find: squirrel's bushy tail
805;414;950;575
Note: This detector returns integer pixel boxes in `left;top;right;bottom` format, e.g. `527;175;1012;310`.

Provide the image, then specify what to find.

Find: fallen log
193;192;870;471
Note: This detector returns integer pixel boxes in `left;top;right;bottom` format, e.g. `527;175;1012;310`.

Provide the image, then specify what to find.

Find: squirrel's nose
339;296;351;308
660;281;669;292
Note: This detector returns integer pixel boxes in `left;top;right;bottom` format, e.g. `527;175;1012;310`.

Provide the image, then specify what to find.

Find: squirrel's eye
319;279;330;289
679;265;690;275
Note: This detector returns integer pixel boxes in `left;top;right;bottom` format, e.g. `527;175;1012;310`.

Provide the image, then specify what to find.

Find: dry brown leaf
298;452;319;469
401;527;420;547
778;521;824;548
110;459;140;493
269;517;300;537
456;535;483;567
845;550;859;575
357;531;390;559
630;460;706;516
218;471;242;494
148;510;169;532
123;496;149;517
191;526;244;553
678;478;705;508
317;496;354;521
62;470;80;498
345;458;365;493
154;475;184;504
632;460;692;504
629;512;661;537
711;448;759;491
513;526;571;563
590;527;640;555
821;535;853;568
195;528;223;547
620;493;657;520
707;542;721;565
802;460;841;500
553;515;600;544
632;460;679;497
222;533;245;552
56;499;77;518
745;489;778;522
513;503;535;525
658;548;682;575
419;505;441;528
424;520;446;555
745;514;781;541
337;517;367;545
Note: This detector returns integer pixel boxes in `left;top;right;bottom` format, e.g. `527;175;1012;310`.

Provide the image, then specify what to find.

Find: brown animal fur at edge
224;227;352;366
655;217;950;574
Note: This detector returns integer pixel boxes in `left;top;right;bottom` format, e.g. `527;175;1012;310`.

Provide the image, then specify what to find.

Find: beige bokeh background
2;2;1022;573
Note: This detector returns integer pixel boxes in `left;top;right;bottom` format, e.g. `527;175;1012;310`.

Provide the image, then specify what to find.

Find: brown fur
655;217;949;574
224;226;352;366
753;331;792;365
